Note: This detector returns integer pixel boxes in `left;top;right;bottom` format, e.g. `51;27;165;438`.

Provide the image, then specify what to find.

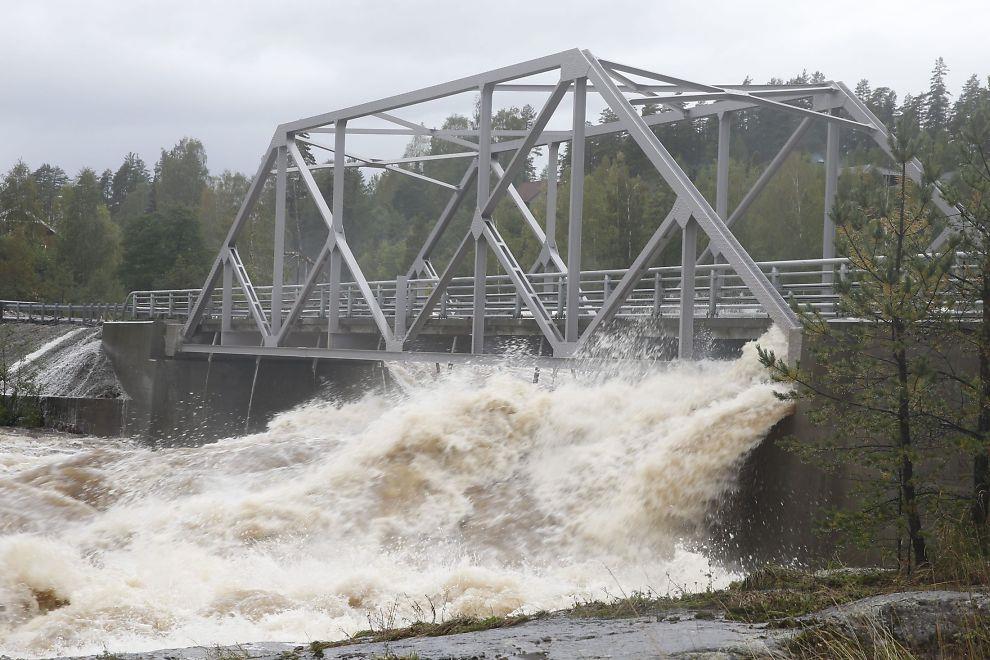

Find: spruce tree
109;153;150;216
32;164;68;226
925;57;951;134
0;161;43;233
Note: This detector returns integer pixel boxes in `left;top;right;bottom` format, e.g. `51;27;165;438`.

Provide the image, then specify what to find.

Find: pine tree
32;164;68;226
869;87;899;128
951;74;987;134
98;168;113;205
925;57;951;134
0;161;43;233
109;153;150;216
942;90;990;555
760;117;954;570
855;79;872;101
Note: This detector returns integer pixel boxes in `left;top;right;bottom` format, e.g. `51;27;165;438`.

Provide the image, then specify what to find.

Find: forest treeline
1;59;986;302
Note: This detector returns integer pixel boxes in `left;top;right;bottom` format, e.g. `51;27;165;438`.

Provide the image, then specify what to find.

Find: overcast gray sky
2;0;988;177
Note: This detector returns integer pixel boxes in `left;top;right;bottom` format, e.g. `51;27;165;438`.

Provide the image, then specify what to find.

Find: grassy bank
298;564;990;659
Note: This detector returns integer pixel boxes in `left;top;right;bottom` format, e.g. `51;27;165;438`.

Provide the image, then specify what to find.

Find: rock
810;590;990;650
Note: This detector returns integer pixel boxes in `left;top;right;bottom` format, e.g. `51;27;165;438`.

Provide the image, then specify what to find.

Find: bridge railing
0;300;128;324
124;256;854;324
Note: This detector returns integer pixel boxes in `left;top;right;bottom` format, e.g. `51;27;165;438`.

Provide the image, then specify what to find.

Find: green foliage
0;227;48;299
759;121;955;571
32;163;68;226
108;152;150;217
119;205;210;291
0;161;43;233
0;326;42;427
938;85;990;556
153;137;209;210
57;168;122;300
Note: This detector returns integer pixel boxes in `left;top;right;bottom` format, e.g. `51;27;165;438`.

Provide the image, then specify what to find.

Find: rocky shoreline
37;587;989;660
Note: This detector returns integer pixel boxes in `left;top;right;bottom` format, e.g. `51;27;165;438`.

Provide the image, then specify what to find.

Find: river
0;327;791;657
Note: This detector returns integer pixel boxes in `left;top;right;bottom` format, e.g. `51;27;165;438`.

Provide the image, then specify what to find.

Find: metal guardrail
123;257;856;325
0;300;128;324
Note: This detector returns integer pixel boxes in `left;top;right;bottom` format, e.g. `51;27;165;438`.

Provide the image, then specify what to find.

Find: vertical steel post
544;141;560;265
710;111;731;317
472;84;493;354
394;275;408;341
540;141;561;296
653;271;664;317
472;247;487;352
823;119;840;283
679;219;698;359
270;144;288;339
566;77;587;344
221;251;233;339
329;120;347;340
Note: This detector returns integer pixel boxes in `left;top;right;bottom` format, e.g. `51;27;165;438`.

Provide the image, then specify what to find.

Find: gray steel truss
180;48;962;366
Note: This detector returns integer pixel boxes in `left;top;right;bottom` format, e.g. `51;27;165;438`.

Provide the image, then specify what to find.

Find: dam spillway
0;327;794;658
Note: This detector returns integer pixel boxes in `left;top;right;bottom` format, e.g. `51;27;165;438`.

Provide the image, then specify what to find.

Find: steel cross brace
182;144;278;340
578;49;803;361
276;140;399;350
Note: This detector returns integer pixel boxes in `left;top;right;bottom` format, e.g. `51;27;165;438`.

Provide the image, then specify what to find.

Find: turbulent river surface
0;328;792;658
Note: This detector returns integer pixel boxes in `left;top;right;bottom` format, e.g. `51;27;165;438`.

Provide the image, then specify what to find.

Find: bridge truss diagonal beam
182;145;277;341
283;139;397;349
579;49;803;360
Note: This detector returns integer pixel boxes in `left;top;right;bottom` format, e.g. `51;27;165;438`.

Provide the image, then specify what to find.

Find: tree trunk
974;252;990;556
893;163;927;570
894;335;929;570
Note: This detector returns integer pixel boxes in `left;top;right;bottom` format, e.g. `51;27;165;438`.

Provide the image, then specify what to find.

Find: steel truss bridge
169;48;960;366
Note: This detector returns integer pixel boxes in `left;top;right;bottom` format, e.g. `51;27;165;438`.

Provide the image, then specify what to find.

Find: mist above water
0;327;792;657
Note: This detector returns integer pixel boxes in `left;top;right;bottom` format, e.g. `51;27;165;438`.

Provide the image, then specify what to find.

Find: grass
301;564;990;657
205;644;256;660
567;565;901;624
306;614;535;657
784;612;990;659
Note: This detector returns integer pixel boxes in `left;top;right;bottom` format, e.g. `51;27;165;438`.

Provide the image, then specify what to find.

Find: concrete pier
102;321;380;443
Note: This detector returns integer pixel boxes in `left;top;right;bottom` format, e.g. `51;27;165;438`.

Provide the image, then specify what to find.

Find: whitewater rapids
0;328;792;657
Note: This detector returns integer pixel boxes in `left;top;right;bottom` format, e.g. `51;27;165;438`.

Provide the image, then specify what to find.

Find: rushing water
10;326;122;399
0;328;792;658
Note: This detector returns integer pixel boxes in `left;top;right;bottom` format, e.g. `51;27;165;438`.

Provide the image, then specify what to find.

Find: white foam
9;327;88;376
0;327;792;658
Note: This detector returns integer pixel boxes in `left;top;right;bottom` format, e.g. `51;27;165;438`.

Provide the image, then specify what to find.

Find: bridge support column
710;111;731;318
566;77;587;344
679;219;698;360
271;144;287;339
221;252;233;341
328;120;348;345
472;83;494;355
822;112;840;284
472;237;487;353
394;275;408;342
